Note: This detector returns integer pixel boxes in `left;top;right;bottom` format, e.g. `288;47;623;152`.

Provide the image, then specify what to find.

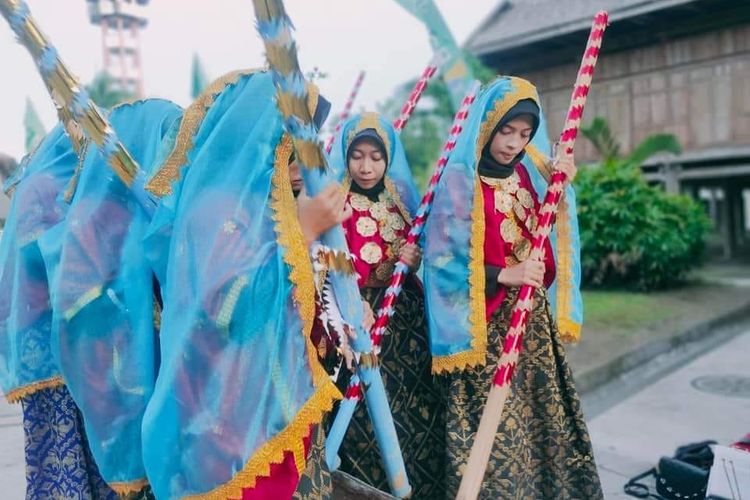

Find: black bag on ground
624;440;716;499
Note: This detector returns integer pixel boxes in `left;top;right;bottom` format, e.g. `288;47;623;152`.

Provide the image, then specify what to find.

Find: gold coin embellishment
500;218;521;243
387;212;405;231
356;216;378;237
495;190;513;213
517;188;535;209
480;176;503;188
513;201;528;222
349;193;371;212
360;242;383;264
369;201;389;221
513;238;532;261
528;213;539;232
497;172;521;194
380;225;397;243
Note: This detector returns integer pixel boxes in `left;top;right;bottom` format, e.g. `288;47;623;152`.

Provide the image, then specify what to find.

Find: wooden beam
678;165;750;180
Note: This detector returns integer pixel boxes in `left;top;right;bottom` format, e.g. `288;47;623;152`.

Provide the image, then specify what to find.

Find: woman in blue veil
0;123;118;498
327;112;445;497
422;76;601;498
43;98;182;497
141;70;348;500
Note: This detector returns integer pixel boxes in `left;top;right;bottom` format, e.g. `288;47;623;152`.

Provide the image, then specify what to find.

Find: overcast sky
0;0;496;159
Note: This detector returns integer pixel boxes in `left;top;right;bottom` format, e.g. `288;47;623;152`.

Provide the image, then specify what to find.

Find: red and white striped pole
392;63;438;132
326;82;481;471
370;80;481;348
325;70;366;154
456;12;609;500
325;59;437;152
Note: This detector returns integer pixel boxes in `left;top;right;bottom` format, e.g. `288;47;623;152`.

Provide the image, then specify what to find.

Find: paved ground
588;329;750;499
4;334;747;499
0;396;24;499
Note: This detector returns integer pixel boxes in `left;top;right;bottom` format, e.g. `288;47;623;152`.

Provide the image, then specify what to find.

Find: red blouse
482;164;556;319
342;190;411;287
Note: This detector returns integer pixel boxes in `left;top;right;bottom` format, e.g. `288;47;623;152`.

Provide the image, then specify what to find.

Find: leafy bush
575;161;711;290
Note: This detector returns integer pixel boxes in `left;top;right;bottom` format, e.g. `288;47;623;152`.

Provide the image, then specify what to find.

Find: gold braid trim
10;125;48;194
432;176;487;374
185;383;340;500
5;375;64;403
346;112;392;160
341;174;352;193
558;317;582;344
145;69;259;197
184;133;342;499
109;478;150;496
270;134;325;384
216;276;249;331
384;177;414;226
61;98;178;201
524;142;581;343
554;195;580;343
525;143;552;182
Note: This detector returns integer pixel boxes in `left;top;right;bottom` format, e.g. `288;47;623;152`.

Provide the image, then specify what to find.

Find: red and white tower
86;0;150;97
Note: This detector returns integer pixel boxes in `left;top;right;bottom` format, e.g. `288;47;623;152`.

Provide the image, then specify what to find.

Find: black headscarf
478;98;540;179
347;128;388;202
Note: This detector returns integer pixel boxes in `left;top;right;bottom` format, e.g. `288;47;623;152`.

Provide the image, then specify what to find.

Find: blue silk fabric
327;112;420;218
422;76;583;375
141;71;340;499
42;99;182;489
0;125;77;401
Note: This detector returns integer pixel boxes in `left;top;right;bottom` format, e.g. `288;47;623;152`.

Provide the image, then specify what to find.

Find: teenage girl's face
488;116;535;164
348;139;387;189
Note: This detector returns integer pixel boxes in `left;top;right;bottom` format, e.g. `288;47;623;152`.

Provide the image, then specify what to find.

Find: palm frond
625;133;682;168
580;117;620;161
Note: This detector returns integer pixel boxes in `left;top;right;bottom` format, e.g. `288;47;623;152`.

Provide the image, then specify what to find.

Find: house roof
466;0;702;56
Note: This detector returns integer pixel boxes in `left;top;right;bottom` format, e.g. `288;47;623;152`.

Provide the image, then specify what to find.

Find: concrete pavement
588;329;750;499
1;334;748;499
0;397;24;499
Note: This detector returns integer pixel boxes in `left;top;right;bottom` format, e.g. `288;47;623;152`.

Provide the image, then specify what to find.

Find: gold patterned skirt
292;425;332;500
442;288;603;499
336;277;446;499
21;384;119;500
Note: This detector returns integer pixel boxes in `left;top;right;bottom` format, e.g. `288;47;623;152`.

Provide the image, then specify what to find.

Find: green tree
86;72;133;110
575;118;711;290
581;117;682;169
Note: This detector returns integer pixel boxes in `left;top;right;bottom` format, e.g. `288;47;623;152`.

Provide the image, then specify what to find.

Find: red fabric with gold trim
342;192;411;287
239;426;315;499
482;164;556;319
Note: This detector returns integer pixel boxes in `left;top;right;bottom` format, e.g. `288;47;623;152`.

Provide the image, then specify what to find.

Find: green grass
582;290;680;331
